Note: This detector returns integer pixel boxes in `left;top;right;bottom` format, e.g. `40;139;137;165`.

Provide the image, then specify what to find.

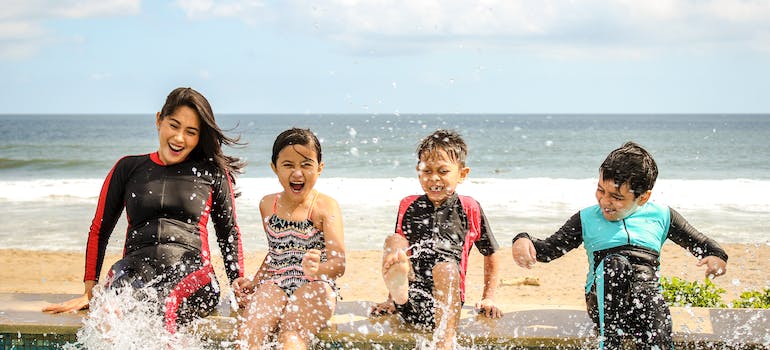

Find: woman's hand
42;280;95;313
232;276;256;307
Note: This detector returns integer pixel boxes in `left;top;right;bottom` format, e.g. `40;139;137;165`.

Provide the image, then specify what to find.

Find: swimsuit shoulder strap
306;191;320;220
272;194;280;214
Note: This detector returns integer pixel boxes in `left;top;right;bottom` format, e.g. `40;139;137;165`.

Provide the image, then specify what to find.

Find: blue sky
1;0;769;114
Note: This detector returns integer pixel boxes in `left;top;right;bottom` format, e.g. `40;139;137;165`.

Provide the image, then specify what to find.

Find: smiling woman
155;105;200;166
41;87;248;338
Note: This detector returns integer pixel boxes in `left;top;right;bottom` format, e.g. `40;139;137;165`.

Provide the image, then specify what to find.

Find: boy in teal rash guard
511;141;728;350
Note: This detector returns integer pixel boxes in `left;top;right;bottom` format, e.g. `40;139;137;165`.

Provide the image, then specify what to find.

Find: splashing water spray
63;284;210;350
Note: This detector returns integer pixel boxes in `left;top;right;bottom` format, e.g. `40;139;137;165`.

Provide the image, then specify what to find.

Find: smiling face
155;105;200;166
417;149;469;207
595;173;651;221
271;143;324;201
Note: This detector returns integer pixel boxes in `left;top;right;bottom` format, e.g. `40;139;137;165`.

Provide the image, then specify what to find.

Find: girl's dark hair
416;129;468;167
600;141;658;198
158;87;245;177
271;128;322;165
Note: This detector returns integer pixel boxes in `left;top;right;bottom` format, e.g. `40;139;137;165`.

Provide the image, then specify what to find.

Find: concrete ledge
2;293;768;349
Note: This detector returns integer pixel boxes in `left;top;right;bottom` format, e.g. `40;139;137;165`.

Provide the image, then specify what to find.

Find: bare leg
382;234;411;305
238;283;287;349
432;262;462;350
278;281;337;350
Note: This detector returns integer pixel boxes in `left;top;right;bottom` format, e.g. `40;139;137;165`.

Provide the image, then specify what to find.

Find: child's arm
667;208;728;278
303;193;346;280
511;212;583;268
476;251;503;318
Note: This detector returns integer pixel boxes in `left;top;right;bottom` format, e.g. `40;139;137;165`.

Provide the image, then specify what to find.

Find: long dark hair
158;87;245;177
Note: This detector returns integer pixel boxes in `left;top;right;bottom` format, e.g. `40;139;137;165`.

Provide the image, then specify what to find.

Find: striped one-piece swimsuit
263;192;331;295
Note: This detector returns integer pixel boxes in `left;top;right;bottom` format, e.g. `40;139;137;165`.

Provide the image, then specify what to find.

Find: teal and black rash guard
514;201;728;349
84;152;244;332
514;202;728;290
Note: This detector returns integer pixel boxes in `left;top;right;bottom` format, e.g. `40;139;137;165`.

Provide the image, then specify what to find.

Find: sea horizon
2;113;769;251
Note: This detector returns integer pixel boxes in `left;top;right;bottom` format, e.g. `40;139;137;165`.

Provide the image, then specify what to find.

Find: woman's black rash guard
84;152;244;330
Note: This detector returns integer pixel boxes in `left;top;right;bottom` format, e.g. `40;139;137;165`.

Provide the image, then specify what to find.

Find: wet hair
271;128;322;165
416;129;468;167
599;141;658;198
158;87;245;177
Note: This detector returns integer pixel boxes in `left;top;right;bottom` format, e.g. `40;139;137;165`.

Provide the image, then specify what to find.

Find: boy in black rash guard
511;141;728;350
371;129;502;350
44;87;246;333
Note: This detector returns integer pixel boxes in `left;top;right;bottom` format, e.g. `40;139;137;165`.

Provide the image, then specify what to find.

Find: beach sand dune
1;243;767;310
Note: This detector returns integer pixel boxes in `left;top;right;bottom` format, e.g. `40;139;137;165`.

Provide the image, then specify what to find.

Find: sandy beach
1;243;767;310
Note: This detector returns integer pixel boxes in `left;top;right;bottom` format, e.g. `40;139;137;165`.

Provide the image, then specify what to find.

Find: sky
1;0;769;114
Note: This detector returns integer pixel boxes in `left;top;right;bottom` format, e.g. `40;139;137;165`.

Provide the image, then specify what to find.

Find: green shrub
660;276;726;307
731;289;770;309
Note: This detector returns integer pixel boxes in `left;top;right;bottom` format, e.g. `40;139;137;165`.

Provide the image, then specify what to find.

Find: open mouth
429;185;449;194
169;143;183;153
290;182;305;192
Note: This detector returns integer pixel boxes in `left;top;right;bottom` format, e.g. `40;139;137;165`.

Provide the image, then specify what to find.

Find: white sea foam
2;177;769;251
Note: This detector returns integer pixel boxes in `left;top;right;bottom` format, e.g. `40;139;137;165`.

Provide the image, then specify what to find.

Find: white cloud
175;0;770;56
0;0;140;60
0;21;45;40
0;0;140;20
175;0;269;24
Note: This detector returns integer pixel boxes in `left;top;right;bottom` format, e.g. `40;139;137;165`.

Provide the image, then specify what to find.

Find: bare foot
383;250;410;305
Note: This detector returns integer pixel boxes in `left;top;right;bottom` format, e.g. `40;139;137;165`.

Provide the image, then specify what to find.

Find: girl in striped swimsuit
233;128;346;350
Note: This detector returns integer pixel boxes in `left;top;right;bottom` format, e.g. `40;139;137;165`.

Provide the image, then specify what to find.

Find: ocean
1;114;769;252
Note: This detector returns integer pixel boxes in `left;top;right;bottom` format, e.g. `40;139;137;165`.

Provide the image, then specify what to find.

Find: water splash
63;285;210;350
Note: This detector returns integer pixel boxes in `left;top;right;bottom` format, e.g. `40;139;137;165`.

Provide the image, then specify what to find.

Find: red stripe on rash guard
163;264;214;333
225;172;245;276
395;195;420;237
84;162;120;282
198;192;212;264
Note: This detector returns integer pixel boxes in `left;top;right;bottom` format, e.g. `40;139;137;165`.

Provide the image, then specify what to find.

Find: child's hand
697;256;727;279
511;238;537;269
369;299;396;316
475;298;503;319
302;249;323;277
